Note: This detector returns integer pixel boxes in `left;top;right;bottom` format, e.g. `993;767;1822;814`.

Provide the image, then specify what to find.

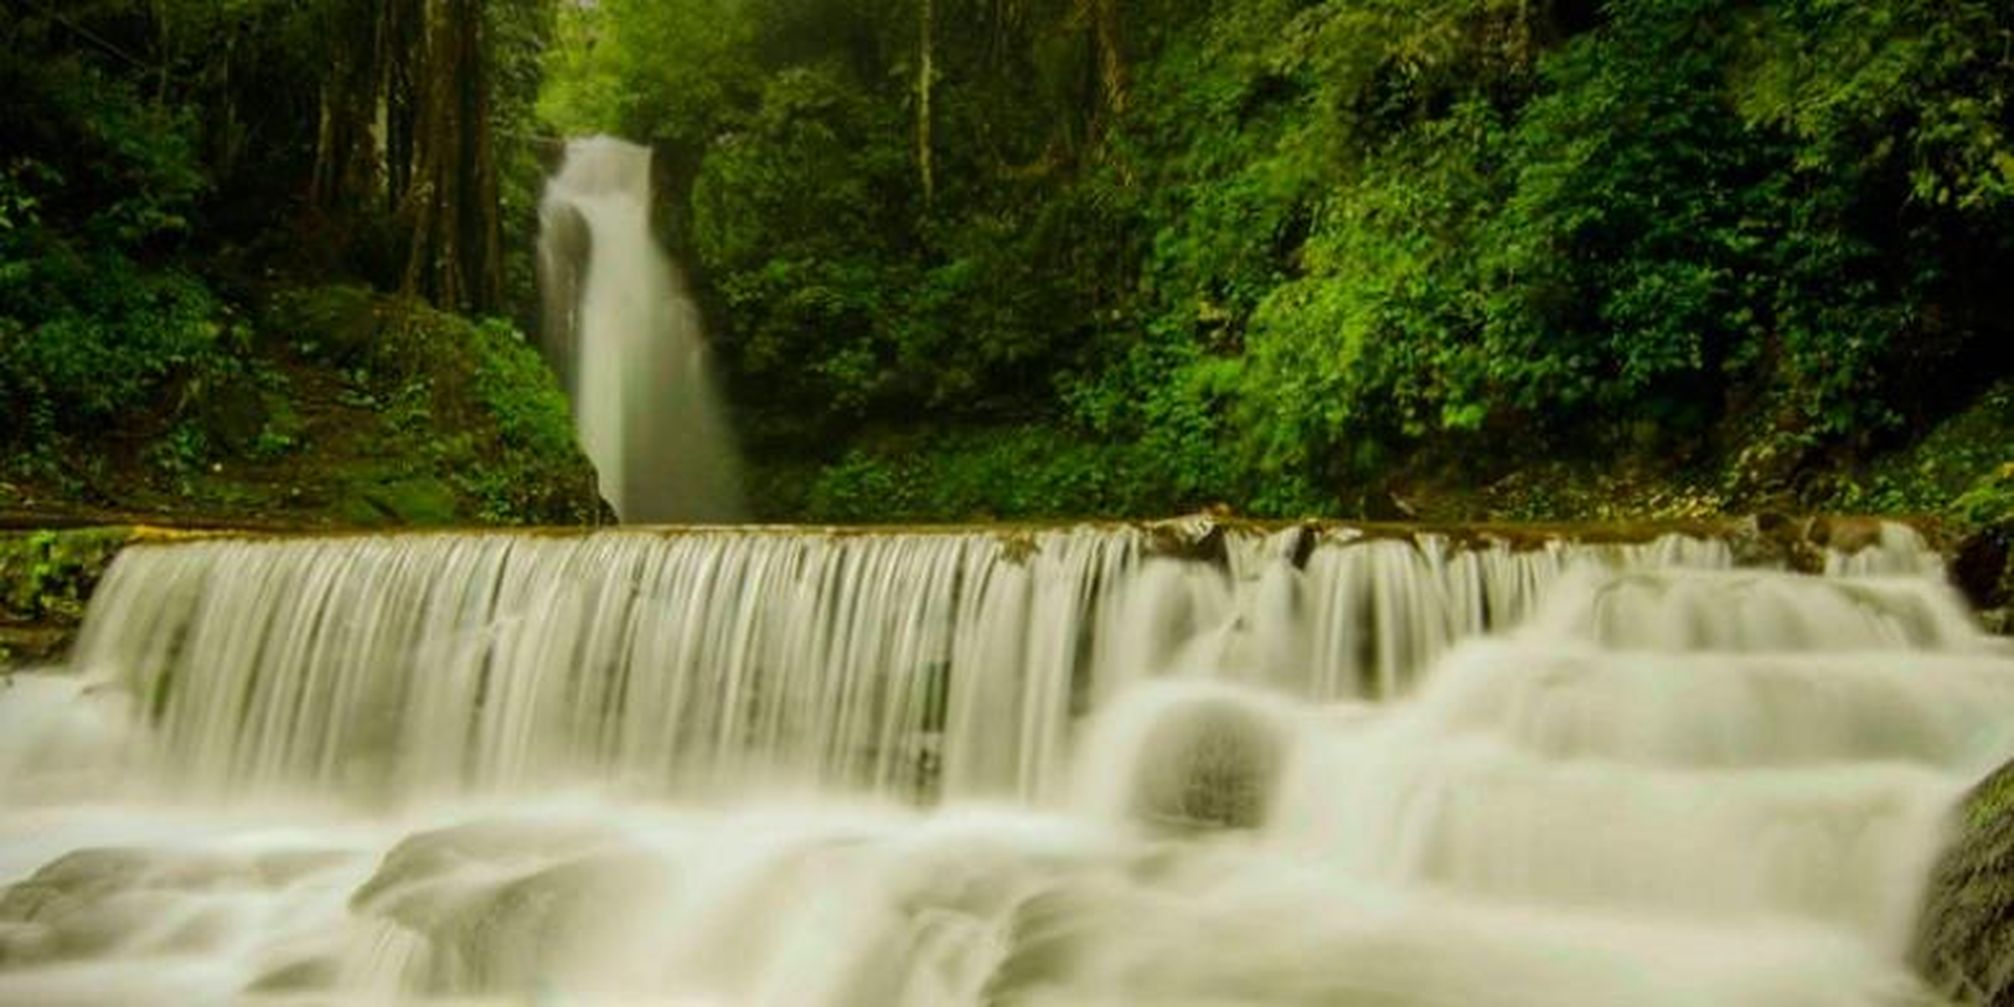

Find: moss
3;284;603;529
1914;759;2014;1005
0;527;135;666
264;286;603;526
267;284;380;364
355;476;461;525
1837;382;2014;529
775;425;1174;524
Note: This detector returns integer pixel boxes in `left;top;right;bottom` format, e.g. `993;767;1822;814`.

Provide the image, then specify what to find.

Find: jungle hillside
4;0;2013;529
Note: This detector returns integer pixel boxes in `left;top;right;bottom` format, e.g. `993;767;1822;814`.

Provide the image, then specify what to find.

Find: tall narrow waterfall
539;136;744;522
1;520;2007;1005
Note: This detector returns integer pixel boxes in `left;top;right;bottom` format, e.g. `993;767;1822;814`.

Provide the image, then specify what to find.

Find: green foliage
0;262;230;442
1953;468;2014;529
1219;0;2010;503
0;528;133;630
791;426;1165;523
692;63;920;421
6;0;2008;526
0;28;229;452
1835;381;2014;525
0;2;599;527
541;0;2012;520
492;0;563;325
540;0;762;152
267;286;600;524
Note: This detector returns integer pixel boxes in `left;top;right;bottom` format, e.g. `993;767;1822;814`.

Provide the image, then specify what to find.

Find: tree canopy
540;0;2014;520
4;0;2011;525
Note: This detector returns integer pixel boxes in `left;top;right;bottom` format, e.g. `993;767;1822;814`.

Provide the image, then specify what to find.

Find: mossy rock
1914;759;2014;1004
5;283;605;530
339;475;461;526
1838;382;2014;527
261;286;604;526
0;527;136;666
1128;693;1289;832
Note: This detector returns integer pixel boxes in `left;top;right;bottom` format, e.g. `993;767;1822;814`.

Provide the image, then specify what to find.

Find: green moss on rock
1913;759;2014;1004
1839;382;2014;528
261;286;603;526
5;282;603;530
0;528;137;666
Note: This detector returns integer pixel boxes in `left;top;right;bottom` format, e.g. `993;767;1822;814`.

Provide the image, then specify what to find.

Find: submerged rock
247;955;340;993
1952;523;2014;635
0;845;347;969
1914;759;2014;1004
0;528;140;667
1127;693;1288;831
348;818;676;995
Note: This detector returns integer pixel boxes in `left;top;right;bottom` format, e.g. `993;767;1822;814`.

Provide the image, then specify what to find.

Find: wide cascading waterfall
45;524;1739;804
539;136;744;522
2;519;2008;1004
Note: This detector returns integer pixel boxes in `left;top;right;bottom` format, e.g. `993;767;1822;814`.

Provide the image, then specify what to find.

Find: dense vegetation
547;0;2014;522
3;0;2011;528
0;0;596;525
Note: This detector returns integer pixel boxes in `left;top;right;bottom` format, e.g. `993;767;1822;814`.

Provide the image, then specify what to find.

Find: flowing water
538;136;744;523
0;521;2006;1004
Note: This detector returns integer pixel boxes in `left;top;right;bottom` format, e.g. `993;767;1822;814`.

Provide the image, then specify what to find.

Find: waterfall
1;520;2007;1004
51;524;1743;803
539;136;745;522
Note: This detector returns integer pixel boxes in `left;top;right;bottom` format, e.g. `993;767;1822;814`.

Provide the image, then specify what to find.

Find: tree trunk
400;0;503;312
311;0;383;213
309;0;504;314
918;0;936;208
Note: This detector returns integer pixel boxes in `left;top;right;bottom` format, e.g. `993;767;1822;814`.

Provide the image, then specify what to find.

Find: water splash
539;136;744;522
50;525;1743;804
1;519;2005;1005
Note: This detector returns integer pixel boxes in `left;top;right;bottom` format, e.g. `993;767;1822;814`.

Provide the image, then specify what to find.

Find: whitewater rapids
0;521;2004;1005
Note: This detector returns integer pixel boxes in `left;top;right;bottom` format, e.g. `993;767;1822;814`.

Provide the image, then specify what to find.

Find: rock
1952;524;2013;613
1913;759;2014;1004
1810;515;1886;555
347;818;673;995
1127;693;1287;832
1727;513;1797;569
0;848;212;966
983;886;1101;999
1144;518;1229;569
349;819;614;922
247;956;340;993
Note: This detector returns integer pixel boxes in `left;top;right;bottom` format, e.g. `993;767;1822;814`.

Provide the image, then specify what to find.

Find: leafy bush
0;44;228;452
14;0;2002;526
795;426;1165;524
266;286;600;524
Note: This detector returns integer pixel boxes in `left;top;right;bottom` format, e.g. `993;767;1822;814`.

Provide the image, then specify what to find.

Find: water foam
0;520;2000;1004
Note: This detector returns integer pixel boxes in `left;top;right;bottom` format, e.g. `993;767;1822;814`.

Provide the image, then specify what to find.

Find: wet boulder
1914;758;2014;1004
1126;692;1288;832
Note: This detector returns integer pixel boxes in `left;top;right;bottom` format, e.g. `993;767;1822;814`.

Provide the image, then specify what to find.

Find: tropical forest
3;1;2014;1003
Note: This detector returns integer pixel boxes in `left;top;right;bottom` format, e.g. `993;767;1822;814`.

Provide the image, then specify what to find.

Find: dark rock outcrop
1953;524;2014;635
